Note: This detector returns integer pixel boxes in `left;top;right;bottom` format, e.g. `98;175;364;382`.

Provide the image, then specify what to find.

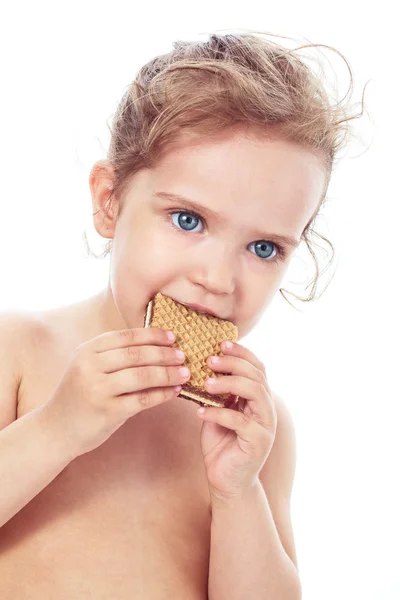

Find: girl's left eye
167;210;288;264
170;210;204;234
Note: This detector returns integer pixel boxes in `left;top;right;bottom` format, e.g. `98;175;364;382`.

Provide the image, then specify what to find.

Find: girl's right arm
0;313;78;528
0;394;79;528
0;315;189;528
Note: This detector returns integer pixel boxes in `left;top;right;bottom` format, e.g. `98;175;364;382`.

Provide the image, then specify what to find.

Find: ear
89;159;119;239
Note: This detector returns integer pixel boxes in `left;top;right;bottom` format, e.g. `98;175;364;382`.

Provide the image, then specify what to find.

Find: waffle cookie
144;292;238;408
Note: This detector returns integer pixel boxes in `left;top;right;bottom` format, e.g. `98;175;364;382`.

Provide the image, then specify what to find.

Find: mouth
179;302;220;318
174;299;235;323
154;294;235;325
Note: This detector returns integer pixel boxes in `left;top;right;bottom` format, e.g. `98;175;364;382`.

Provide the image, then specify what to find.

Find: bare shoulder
0;309;50;358
0;310;51;429
0;309;54;353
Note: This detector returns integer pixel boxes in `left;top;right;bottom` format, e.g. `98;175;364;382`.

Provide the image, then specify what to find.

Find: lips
166;296;233;322
180;302;220;318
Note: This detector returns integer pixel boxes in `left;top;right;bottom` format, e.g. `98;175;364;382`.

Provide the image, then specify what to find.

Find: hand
42;327;190;456
197;341;277;502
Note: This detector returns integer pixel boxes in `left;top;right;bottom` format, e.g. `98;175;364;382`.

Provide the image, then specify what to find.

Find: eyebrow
154;192;301;249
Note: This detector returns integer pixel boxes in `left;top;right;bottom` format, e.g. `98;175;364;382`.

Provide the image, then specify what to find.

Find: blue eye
170;211;203;233
249;241;276;260
167;210;286;264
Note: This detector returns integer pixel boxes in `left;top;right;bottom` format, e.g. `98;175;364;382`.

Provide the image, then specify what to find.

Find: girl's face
91;131;326;339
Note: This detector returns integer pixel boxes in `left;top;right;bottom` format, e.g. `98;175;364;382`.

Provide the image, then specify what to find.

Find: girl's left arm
208;479;301;600
208;392;301;600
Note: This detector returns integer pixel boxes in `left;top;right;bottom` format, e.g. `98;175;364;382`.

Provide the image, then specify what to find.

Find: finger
98;345;185;374
208;352;265;418
220;341;268;381
207;354;265;386
197;405;263;448
205;376;275;430
120;383;183;413
91;327;176;353
108;364;191;397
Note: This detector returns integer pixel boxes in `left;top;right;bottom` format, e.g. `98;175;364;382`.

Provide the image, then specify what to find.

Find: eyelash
165;209;288;265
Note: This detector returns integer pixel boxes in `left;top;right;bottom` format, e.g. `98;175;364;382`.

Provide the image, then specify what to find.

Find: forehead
147;131;326;237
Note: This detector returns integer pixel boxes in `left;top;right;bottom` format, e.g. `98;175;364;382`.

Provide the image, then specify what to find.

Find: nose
188;246;236;295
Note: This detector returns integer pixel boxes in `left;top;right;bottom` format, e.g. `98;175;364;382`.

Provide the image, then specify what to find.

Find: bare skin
0;129;324;597
0;296;212;599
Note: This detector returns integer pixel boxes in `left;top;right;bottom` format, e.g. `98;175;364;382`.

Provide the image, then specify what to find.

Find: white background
0;2;398;598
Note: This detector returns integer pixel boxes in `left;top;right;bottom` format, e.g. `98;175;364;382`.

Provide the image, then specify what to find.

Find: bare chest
0;337;212;599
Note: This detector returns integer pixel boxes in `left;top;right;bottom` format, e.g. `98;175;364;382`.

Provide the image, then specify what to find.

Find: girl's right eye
169;211;204;233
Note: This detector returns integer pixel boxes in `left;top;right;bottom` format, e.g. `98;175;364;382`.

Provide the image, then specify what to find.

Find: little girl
0;31;363;599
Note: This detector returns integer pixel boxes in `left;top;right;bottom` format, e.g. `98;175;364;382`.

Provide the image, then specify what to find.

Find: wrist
210;479;263;512
38;402;82;463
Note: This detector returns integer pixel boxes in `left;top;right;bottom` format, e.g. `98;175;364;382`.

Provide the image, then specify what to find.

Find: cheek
114;227;179;288
144;225;182;266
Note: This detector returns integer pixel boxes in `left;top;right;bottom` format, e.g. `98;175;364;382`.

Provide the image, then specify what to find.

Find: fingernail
207;377;217;385
223;341;233;349
210;356;220;364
